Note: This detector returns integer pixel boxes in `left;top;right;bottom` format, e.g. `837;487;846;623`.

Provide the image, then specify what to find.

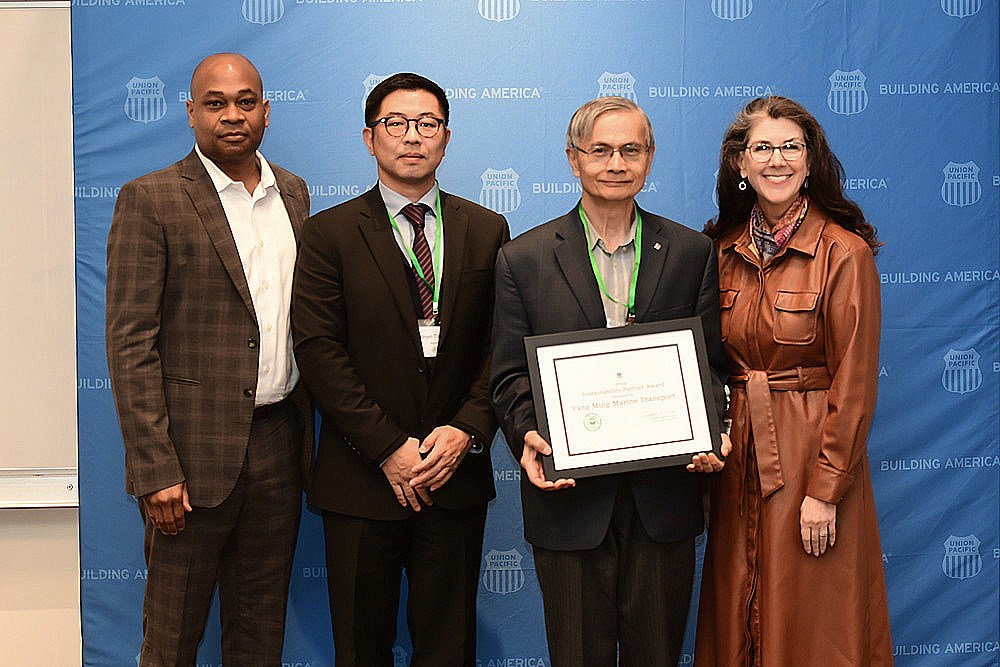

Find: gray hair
565;96;654;151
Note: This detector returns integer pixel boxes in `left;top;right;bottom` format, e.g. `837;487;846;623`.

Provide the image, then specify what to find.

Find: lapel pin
653;242;662;251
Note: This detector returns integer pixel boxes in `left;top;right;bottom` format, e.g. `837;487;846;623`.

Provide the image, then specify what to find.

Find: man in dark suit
292;73;509;666
490;96;731;666
106;53;311;666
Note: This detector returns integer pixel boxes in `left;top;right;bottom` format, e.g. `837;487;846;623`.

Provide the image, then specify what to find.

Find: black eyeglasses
369;115;446;138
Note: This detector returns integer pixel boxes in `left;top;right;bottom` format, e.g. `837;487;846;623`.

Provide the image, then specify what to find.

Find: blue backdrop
73;1;999;665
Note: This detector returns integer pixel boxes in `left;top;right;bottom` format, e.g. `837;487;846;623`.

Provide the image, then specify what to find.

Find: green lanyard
578;202;642;321
386;189;444;318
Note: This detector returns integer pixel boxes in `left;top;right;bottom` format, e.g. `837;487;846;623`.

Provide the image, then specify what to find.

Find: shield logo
942;535;982;579
827;69;868;116
598;72;637;101
940;161;981;207
363;73;390;113
242;0;285;24
712;0;753;21
124;77;166;124
479;168;522;214
941;348;982;394
941;0;982;17
478;0;520;22
482;548;525;594
392;646;408;667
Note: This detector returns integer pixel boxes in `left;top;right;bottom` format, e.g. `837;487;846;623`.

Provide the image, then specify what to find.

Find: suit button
248;338;257;349
243;388;254;398
416;366;425;375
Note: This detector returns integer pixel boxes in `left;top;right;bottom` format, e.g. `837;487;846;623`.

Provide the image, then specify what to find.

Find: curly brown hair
704;96;881;254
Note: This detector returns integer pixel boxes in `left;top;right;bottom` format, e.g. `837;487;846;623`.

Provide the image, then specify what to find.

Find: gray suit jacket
490;204;727;550
106;149;312;507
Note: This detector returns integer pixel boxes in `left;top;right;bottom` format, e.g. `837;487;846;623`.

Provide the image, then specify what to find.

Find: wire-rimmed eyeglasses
572;143;650;163
744;141;806;163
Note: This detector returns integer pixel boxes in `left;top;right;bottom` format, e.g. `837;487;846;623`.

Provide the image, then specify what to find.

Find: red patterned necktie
401;203;435;319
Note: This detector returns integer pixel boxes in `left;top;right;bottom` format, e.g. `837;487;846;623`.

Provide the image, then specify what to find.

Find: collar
194;144;277;194
722;200;827;260
584;204;638;253
378;180;440;218
781;204;826;257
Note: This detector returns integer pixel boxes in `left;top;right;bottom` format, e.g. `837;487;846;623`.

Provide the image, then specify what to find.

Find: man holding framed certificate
490;96;731;666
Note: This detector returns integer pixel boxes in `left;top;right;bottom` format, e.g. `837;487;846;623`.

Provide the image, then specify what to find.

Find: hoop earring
803;177;809;190
738;179;747;191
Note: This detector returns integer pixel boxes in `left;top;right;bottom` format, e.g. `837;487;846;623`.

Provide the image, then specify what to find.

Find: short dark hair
364;73;450;126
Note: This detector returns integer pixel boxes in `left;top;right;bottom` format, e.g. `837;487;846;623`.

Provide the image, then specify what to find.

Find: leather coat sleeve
106;180;185;498
695;240;730;421
806;245;881;503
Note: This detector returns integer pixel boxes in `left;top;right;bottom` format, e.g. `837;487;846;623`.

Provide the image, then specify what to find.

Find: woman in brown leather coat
694;97;893;666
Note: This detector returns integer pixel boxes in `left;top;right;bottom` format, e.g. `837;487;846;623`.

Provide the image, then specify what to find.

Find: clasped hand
381;426;472;511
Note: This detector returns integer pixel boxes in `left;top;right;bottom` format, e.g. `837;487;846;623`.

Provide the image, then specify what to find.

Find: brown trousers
139;403;302;666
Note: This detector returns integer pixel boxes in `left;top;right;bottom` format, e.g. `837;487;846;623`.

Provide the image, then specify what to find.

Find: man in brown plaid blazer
106;53;312;666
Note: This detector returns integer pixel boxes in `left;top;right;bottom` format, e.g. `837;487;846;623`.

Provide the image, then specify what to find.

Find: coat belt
729;366;832;498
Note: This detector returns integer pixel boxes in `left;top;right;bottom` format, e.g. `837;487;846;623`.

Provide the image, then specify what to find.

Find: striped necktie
401;203;435;319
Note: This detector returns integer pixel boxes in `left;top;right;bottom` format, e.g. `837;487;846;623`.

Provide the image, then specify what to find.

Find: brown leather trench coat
695;207;893;666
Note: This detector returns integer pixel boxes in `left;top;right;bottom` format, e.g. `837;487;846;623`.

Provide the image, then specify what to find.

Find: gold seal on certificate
525;318;723;480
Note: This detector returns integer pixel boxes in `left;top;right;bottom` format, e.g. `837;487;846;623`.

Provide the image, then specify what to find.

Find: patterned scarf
750;195;808;262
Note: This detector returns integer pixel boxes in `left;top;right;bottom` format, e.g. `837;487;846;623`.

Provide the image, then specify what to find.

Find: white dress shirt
196;144;299;406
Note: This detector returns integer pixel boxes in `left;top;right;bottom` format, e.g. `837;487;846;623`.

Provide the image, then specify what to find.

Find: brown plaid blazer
106;150;312;507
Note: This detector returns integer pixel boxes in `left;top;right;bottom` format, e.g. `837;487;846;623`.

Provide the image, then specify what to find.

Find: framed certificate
525;318;722;480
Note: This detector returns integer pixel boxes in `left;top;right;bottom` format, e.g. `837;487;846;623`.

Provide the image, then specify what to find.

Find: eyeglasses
573;143;650;163
369;115;446;138
744;141;806;163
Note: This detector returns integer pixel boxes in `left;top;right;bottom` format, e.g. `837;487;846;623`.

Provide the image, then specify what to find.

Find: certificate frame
525;318;722;480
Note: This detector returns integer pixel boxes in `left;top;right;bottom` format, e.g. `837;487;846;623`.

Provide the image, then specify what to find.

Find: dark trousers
322;504;488;667
139;403;302;667
533;484;696;667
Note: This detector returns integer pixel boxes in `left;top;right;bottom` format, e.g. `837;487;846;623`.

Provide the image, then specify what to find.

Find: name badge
418;319;440;358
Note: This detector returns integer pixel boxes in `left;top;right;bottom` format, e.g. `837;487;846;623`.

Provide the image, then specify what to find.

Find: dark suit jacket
292;186;510;520
490;204;727;551
106;149;312;508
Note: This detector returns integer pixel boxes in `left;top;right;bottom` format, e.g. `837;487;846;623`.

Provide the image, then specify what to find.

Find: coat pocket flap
774;290;819;312
720;288;739;309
